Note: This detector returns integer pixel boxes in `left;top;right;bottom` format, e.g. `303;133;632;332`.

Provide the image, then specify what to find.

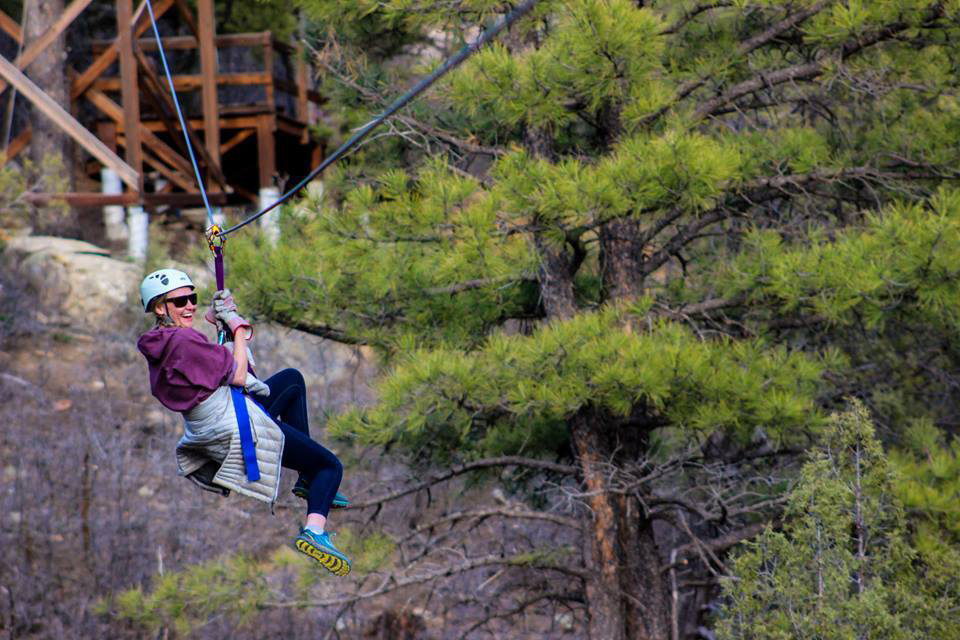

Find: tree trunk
23;0;72;231
570;410;671;640
599;217;647;303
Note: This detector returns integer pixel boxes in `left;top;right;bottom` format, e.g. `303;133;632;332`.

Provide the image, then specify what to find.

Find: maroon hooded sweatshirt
137;327;237;412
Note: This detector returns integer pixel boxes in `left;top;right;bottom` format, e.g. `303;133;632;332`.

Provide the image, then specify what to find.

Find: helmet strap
153;297;176;327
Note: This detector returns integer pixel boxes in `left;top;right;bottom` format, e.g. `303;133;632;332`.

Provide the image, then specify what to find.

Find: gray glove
214;299;252;339
213;288;238;313
244;372;270;398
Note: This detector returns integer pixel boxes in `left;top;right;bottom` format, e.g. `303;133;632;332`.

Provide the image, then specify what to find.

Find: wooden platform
0;0;325;209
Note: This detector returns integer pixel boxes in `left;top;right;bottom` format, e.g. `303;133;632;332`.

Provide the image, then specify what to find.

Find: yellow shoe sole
295;538;351;577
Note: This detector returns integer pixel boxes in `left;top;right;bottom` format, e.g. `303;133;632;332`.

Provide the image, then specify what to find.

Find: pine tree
218;1;960;636
718;401;960;640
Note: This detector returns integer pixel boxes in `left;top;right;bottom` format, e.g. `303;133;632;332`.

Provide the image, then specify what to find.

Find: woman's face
154;286;197;329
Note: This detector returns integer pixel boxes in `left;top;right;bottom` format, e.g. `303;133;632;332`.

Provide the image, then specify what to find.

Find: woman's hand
210;289;254;341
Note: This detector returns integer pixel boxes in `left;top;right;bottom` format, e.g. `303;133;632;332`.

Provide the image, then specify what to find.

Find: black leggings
259;368;342;517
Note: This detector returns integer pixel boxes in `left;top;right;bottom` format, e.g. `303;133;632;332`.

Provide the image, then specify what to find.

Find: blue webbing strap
230;387;261;482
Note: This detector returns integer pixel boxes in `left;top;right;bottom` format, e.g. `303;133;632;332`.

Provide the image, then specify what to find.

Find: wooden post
0;9;22;43
263;33;274;113
256;114;274;190
197;0;220;183
0;54;138;188
117;0;142;191
71;0;175;101
0;0;94;95
295;40;308;136
97;121;117;152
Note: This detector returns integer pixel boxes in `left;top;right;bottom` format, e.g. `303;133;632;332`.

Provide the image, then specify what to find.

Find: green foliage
212;0;297;39
718;402;959;640
721;189;960;331
99;553;272;635
229;158;539;351
890;421;960;606
892;420;960;541
0;157;68;233
449;0;664;131
224;0;960;631
102;528;397;633
332;310;827;461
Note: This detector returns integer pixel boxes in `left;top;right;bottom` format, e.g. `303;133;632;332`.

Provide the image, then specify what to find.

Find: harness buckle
205;224;225;253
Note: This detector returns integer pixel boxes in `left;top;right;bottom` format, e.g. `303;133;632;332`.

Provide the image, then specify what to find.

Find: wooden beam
93;71;271;92
134;47;229;189
134;144;196;190
263;37;275;113
117;0;142;190
273;77;324;106
85;87;194;179
0;55;138;188
275;116;305;137
0;9;22;44
70;0;173;100
23;191;230;206
256;114;275;189
97;120;117;152
197;0;219;174
91;32;272;52
220;127;254;155
295;40;308;139
139;114;266;132
3;126;30;161
171;0;199;39
135;51;191;157
0;0;93;95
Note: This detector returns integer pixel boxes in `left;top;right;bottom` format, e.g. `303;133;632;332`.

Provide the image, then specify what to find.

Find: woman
136;268;351;576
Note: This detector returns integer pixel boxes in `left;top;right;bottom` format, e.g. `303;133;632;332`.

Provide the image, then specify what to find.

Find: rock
2;235;141;325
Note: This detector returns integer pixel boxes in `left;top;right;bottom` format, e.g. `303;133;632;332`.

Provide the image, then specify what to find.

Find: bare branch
664;522;770;572
694;16;922;121
660;2;733;36
271;313;370;346
260;553;588;609
312;54;505;157
424;275;535;295
461;590;584;637
644;1;829;125
349;456;578;509
401;507;582;541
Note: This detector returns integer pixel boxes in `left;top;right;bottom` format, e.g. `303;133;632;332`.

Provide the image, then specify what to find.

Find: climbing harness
230;385;261;482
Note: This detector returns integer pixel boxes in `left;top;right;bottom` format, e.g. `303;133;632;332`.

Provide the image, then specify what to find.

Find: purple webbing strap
214;245;226;344
214;245;225;290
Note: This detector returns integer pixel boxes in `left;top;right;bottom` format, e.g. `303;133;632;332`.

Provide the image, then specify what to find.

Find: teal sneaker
291;477;350;509
294;528;351;576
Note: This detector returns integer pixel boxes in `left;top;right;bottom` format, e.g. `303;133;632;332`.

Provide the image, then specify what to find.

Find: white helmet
140;268;195;312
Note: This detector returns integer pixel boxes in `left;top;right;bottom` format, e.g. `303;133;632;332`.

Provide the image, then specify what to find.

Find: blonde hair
152;294;176;327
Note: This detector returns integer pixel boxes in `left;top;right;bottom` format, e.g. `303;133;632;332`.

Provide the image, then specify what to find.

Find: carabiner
205;224;225;254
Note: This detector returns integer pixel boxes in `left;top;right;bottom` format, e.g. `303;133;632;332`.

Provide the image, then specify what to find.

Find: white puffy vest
176;386;285;507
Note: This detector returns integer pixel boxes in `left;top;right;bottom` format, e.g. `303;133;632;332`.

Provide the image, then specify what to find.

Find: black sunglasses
166;293;198;308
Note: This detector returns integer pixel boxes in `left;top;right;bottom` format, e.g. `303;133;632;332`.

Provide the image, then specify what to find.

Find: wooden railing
89;31;323;124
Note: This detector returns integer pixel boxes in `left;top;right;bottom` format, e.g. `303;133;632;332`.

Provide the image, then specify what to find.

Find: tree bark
24;0;68;166
23;0;73;231
599;217;647;303
570;409;671;640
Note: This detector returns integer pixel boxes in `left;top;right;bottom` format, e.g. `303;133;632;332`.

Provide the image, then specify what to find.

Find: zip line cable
144;0;216;228
218;0;539;238
142;0;538;239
